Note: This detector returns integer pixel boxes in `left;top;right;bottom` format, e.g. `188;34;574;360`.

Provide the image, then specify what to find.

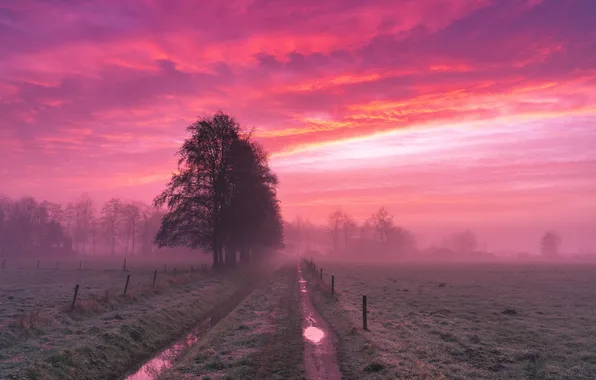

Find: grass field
0;255;264;379
310;260;596;379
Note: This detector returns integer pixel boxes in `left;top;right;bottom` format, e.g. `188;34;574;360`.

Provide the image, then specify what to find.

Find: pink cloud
0;0;595;251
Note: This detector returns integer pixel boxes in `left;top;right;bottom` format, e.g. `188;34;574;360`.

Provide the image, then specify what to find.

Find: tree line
287;207;563;258
0;112;284;267
0;194;165;256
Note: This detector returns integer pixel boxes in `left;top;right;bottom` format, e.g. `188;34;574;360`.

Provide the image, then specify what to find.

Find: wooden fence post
152;270;157;288
320;268;323;280
71;284;80;312
332;275;335;294
56;260;59;269
124;274;131;296
123;257;127;271
190;265;194;275
362;295;368;330
37;260;40;269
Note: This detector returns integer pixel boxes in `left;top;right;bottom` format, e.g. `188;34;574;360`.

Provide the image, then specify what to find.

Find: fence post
152;270;157;288
124;274;131;296
332;275;335;294
320;268;323;280
123;257;127;271
37;260;40;269
362;295;368;330
190;265;194;275
174;268;177;277
79;261;82;271
164;264;167;273
56;260;59;269
71;284;80;312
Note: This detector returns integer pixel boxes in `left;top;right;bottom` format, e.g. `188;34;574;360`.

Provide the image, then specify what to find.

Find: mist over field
1;0;596;379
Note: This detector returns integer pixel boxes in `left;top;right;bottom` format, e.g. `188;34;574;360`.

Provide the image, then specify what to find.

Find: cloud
0;0;595;244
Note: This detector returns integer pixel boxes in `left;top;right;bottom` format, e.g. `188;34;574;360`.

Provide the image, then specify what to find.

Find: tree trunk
218;246;224;268
231;248;237;268
212;245;219;268
110;223;115;256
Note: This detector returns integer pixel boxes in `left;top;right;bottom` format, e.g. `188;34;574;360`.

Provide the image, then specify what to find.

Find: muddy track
298;264;342;380
123;265;277;379
254;264;305;379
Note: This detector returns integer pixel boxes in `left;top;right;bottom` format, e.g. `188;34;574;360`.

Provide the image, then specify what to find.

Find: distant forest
0;112;284;269
0;112;565;263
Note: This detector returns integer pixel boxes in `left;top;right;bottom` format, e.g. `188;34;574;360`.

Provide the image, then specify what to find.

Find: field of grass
310;260;596;379
0;255;267;379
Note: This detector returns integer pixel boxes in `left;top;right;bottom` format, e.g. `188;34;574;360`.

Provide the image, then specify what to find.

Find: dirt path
298;265;342;380
160;264;305;379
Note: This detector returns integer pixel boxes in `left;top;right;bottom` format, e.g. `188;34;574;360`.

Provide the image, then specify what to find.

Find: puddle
125;319;210;380
297;264;341;380
123;270;272;380
304;326;325;344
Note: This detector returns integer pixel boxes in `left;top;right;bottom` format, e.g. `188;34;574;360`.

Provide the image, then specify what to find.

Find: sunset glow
1;0;595;252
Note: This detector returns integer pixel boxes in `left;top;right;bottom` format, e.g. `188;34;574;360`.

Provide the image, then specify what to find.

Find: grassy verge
1;267;267;380
309;260;596;379
161;264;305;380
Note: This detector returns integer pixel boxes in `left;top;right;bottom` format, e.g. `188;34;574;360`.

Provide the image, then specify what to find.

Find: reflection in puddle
298;270;308;292
298;261;342;379
125;322;207;380
303;326;325;344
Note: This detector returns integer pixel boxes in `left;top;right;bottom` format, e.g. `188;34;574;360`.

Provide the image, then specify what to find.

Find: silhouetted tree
360;219;374;240
387;226;417;255
342;213;356;249
121;202;142;255
541;231;561;257
0;196;7;254
0;196;70;255
155;112;282;268
328;210;344;253
445;229;478;254
63;202;75;237
90;216;98;256
221;138;281;266
140;205;162;255
371;207;393;244
101;198;122;256
73;193;93;253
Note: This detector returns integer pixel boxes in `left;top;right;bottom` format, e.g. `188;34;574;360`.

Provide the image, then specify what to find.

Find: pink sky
1;0;595;253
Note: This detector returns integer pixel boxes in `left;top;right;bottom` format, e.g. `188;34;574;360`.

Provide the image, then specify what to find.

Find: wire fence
0;256;213;316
